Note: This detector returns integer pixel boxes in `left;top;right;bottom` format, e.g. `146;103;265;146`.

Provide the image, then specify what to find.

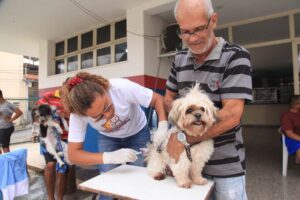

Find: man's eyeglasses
94;102;112;122
177;17;211;39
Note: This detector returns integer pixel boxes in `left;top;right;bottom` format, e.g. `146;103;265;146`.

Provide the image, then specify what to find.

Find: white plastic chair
278;128;289;176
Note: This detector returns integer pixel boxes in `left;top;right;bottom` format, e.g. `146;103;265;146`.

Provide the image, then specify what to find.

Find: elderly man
164;0;252;199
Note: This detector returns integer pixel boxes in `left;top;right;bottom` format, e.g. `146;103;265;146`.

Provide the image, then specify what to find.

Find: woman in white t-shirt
62;72;168;173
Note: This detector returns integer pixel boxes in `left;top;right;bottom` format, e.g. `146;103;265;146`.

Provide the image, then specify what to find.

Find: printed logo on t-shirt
208;75;221;92
101;114;130;132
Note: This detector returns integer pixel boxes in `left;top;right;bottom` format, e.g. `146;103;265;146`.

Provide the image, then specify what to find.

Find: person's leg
98;133;123;200
285;137;300;164
0;126;14;153
296;149;300;164
56;171;67;200
208;175;247;200
44;161;56;200
65;165;77;194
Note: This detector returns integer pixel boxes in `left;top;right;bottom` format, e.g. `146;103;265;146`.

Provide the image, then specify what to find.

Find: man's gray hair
174;0;214;20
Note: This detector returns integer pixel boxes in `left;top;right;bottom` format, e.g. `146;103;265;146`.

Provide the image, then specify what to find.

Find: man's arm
167;99;245;161
187;99;244;142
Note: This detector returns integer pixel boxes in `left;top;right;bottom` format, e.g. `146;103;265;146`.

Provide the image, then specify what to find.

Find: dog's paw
57;152;64;157
177;180;192;188
153;172;166;180
192;177;208;185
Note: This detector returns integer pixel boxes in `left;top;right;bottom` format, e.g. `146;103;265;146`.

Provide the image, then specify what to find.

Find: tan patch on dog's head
168;84;218;137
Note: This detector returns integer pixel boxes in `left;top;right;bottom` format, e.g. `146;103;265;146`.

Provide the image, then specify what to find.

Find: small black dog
31;104;69;166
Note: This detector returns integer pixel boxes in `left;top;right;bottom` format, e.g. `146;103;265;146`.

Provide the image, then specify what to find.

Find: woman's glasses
94;102;112;122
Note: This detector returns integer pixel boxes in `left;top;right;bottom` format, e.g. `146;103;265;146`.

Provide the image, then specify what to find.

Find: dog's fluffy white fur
146;84;217;188
32;104;70;167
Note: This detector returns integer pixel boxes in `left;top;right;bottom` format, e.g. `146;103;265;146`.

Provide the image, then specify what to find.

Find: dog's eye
200;107;205;112
186;108;193;114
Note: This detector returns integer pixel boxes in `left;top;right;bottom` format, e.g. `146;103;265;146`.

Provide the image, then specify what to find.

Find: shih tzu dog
146;84;218;188
31;104;69;167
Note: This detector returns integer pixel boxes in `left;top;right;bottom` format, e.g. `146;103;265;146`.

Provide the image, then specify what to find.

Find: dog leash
184;145;193;162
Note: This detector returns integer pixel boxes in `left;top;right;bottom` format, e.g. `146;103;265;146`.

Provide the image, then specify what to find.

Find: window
249;43;293;104
81;31;93;49
115;20;126;39
115;43;127;62
55;41;64;56
55;59;65;74
81;51;93;69
97;47;111;66
67;56;78;72
67;36;78;53
53;19;127;75
215;28;229;41
97;25;110;44
233;16;289;45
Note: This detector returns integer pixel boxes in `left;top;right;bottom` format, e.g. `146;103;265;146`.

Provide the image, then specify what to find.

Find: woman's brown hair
62;72;110;115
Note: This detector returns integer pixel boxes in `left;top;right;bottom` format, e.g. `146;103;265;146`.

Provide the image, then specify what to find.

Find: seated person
35;83;75;200
280;95;300;164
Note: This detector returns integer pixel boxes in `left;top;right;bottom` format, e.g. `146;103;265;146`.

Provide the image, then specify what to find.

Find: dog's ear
31;106;39;123
207;104;219;123
168;98;182;126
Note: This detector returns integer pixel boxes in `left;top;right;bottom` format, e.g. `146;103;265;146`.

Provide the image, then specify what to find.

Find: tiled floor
244;126;300;200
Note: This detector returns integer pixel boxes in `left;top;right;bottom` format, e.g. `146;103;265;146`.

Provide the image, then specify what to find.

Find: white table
78;165;214;200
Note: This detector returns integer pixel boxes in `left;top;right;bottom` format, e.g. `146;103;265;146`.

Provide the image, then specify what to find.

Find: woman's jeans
98;125;150;172
97;125;150;200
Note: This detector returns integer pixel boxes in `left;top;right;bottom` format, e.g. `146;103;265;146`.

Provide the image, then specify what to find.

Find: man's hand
167;133;184;163
186;134;206;144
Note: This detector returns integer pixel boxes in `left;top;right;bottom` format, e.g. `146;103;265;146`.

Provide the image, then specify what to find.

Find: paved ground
10;126;32;144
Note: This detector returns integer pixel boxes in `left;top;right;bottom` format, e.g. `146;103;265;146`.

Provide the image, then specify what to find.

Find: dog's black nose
195;113;201;119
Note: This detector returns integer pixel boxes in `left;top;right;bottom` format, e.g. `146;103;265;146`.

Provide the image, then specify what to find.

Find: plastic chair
278;128;289;176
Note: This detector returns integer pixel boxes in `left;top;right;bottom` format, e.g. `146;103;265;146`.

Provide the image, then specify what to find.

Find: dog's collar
178;130;201;162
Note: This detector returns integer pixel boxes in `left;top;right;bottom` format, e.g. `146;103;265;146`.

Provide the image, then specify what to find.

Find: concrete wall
242;104;289;126
36;0;291;126
0;51;27;125
37;0;175;90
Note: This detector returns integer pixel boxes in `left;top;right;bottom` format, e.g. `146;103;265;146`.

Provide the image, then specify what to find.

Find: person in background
35;79;75;200
62;71;168;200
280;95;300;164
0;89;23;154
163;0;252;199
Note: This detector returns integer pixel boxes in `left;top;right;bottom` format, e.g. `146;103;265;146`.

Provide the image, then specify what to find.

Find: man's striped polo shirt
166;37;253;178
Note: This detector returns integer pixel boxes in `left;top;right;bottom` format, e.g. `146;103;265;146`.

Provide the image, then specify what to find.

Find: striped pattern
166;37;253;177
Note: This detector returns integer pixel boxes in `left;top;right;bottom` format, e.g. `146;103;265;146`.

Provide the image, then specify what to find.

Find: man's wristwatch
177;132;190;146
